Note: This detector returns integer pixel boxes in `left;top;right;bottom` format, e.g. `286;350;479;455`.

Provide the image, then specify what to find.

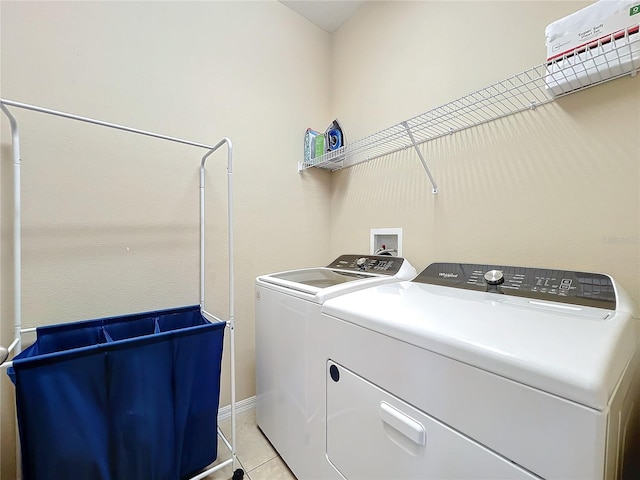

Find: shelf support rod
401;121;438;194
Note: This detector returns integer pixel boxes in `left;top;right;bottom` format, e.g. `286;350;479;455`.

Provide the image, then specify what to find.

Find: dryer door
325;361;538;480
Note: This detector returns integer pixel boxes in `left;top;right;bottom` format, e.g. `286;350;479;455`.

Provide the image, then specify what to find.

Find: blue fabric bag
7;305;225;480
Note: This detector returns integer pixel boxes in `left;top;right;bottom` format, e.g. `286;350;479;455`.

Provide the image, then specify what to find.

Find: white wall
0;1;332;477
328;1;640;307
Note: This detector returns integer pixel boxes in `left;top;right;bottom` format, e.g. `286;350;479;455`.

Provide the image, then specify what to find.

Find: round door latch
329;364;340;382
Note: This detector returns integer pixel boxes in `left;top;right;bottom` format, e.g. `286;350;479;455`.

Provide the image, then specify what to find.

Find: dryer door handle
379;401;426;446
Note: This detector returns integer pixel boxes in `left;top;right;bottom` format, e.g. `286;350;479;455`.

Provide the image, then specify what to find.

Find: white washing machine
319;262;640;480
255;254;416;479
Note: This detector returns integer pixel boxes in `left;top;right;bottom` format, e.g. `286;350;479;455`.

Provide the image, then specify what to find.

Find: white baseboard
218;395;256;421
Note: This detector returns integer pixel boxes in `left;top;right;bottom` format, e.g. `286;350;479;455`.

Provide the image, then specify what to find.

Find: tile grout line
241;451;279;475
218;405;296;479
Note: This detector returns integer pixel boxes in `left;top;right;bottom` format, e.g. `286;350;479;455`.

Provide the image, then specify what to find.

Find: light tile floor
203;408;297;480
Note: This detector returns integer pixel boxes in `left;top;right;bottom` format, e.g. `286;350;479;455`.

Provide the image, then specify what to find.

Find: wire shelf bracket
402;121;438;194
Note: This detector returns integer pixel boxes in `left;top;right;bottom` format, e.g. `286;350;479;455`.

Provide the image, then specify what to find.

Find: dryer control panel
414;262;616;309
327;255;405;275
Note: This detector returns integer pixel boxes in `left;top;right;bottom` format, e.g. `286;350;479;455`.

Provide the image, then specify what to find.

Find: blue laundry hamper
7;305;225;480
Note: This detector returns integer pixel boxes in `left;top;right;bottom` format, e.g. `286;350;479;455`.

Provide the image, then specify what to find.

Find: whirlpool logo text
438;272;459;278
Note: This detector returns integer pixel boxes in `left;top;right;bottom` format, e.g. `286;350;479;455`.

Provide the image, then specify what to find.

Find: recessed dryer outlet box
370;228;402;257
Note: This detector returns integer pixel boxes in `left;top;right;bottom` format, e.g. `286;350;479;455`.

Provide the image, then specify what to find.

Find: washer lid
264;268;374;291
322;279;639;410
256;255;417;303
257;268;400;303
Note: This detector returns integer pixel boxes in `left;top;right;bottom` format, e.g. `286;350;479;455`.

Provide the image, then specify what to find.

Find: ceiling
279;1;365;33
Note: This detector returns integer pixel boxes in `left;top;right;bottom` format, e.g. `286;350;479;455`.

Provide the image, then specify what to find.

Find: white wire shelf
299;25;640;191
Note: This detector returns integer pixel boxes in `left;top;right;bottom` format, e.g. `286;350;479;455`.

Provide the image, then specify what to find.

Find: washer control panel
327;255;404;275
414;262;616;309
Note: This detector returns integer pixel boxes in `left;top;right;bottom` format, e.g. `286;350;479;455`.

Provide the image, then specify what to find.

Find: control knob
484;269;504;286
484;269;504;294
356;257;368;270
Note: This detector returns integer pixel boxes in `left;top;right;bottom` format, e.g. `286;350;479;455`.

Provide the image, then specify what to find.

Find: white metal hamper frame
0;99;242;480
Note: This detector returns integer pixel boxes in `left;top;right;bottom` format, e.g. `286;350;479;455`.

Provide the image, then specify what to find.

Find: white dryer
320;262;640;480
255;254;416;479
